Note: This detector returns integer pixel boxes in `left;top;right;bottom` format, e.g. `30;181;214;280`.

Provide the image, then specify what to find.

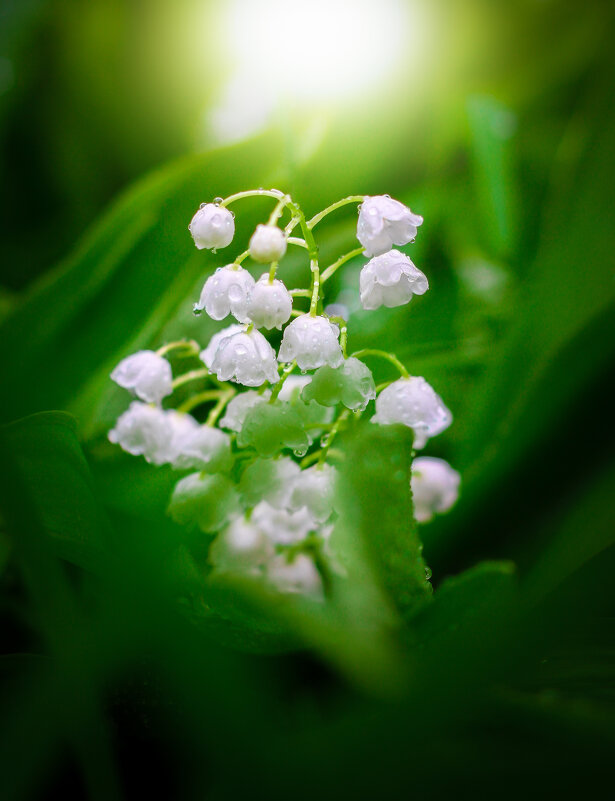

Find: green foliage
2;5;615;796
237;401;309;457
167;473;240;533
301;357;376;411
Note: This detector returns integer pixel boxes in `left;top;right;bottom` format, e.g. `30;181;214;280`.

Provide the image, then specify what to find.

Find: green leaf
301;358;376;412
409;560;517;644
0;411;107;570
336;423;432;620
237;402;309;458
167;472;240;534
0;133;287;428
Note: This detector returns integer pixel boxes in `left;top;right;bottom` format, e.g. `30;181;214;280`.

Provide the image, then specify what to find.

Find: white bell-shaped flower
171;424;232;472
249;224;287;263
108;402;174;465
246;274;292;329
371;376;452;448
110;350;173;404
166;410;199;455
211;327;279;387
252;501;317;545
266;553;322;596
200;324;244;369
210;516;274;575
360;250;428;310
357;195;423;257
189;203;235;250
411;457;461;523
218;389;270;431
278;315;343;371
287;464;337;523
194;265;255;323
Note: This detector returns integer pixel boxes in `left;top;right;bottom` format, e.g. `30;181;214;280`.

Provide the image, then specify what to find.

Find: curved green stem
156;340;200;358
171;367;210;390
176;389;224;414
290;288;311;297
317;410;351;465
307;195;365;229
233;249;250;265
268;261;278;283
321;246;364;283
206;388;236;426
269;361;296;403
351;349;410;379
287;236;308;249
220;188;287;208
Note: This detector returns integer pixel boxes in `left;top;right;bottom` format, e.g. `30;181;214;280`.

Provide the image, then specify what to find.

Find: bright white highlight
210;0;410;141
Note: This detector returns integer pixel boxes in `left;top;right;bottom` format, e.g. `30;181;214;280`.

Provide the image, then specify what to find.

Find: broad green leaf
336;423;432;621
0;133;287;427
0;411;107;570
408;560;517;644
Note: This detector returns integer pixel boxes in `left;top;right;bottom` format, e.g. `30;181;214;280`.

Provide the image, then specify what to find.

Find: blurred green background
1;0;615;799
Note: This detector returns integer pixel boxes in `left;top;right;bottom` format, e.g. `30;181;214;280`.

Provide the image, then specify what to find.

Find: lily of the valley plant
109;189;460;598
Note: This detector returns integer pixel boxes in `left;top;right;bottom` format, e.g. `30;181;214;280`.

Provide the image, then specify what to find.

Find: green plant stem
176;389;225;414
171;367;210;391
321;246;365;283
206;388;236;426
327;315;348;357
233;249;250;265
155;339;200;358
268;261;278;283
269;361;296;402
351;349;410;379
318;410;351;465
287;237;308;249
220;188;287;207
290;288;311;297
307;195;365;229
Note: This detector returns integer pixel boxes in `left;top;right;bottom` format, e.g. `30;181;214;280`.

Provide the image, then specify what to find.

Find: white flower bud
252;501;317;545
357;195;423;257
278;315;343;371
200;324;244;369
371;376;452;449
219;389;270;432
287;464;337;523
210;516;274;575
171;424;232;472
411;457;460;523
266;553;322;596
211;328;279;387
108;402;174;464
194;265;255;323
189;203;235;250
249;224;287;263
360;250;428;310
110;350;173;404
246;274;292;329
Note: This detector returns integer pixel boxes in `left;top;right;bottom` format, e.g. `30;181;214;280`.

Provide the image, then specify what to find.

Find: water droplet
293;446;308;457
425;567;432;581
320;433;331;447
212;247;218;254
193;305;202;316
199;202;206;209
213;197;223;205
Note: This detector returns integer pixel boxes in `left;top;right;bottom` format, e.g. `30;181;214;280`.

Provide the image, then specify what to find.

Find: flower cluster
108;189;460;599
